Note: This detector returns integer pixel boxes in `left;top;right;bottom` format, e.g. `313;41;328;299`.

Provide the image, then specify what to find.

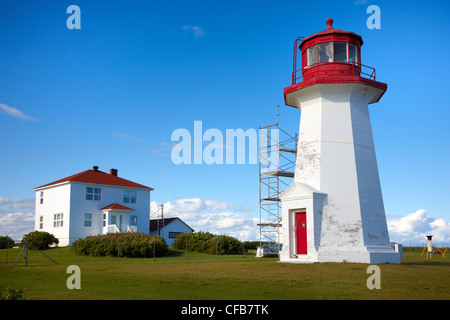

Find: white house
149;217;194;246
33;166;153;246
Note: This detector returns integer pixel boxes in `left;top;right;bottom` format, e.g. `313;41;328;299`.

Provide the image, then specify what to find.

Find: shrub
72;232;168;258
20;231;59;250
208;235;242;254
172;231;242;255
0;236;14;249
172;231;213;253
0;288;24;300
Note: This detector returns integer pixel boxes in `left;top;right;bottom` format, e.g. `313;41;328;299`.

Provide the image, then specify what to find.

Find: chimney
110;168;118;176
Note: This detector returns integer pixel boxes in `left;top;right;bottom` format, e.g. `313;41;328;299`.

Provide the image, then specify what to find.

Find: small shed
149;217;194;246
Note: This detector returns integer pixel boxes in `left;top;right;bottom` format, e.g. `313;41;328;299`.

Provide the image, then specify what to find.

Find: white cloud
183;25;205;38
354;0;368;5
0;103;39;122
387;209;450;245
112;131;144;142
0;197;35;210
151;141;177;157
150;198;258;240
0;198;35;240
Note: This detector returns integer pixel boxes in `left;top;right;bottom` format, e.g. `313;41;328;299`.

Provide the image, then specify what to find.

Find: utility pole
160;204;164;239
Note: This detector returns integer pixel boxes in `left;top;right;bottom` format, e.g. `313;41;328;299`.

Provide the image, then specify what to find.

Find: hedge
72;232;168;258
172;231;242;254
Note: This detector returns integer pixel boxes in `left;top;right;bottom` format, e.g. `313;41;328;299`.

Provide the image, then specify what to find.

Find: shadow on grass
165;248;184;258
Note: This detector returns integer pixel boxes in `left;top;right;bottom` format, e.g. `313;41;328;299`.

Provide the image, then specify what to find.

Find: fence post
216;236;218;256
25;241;29;266
6;239;9;263
186;240;188;260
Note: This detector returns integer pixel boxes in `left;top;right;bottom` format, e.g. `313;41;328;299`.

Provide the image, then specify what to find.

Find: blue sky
0;0;449;244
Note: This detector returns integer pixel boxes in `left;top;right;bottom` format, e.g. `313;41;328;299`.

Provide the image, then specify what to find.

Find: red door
296;212;307;255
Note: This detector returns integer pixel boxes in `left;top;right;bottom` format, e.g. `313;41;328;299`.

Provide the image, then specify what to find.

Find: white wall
35;182;151;246
35;183;71;246
69;183;150;244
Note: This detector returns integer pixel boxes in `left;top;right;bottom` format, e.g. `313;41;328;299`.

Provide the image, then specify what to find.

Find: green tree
0;235;14;249
20;231;59;250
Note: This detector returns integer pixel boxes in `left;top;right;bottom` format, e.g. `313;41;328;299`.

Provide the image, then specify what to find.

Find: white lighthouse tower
279;18;400;264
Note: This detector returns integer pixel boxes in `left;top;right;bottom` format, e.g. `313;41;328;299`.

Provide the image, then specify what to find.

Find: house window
40;191;44;204
86;187;101;201
39;216;43;229
84;213;92;227
130;215;138;226
103;213;106;227
53;213;63;228
169;232;182;239
123;190;137;204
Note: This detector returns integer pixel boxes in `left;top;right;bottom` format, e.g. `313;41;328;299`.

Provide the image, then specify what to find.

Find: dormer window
306;42;358;67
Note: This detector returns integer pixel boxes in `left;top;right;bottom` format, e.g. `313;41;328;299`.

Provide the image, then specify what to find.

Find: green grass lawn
0;246;448;300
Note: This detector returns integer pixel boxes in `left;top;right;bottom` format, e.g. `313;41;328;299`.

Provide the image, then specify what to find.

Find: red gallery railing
292;61;377;85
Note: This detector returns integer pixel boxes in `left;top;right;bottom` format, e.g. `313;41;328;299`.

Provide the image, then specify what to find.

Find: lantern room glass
348;44;357;64
305;42;359;67
333;42;347;62
318;42;333;63
307;46;318;66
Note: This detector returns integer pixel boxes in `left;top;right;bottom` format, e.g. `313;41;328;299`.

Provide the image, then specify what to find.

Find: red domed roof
299;18;363;50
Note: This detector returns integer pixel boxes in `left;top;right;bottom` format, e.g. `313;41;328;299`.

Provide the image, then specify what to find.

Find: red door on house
296;211;307;254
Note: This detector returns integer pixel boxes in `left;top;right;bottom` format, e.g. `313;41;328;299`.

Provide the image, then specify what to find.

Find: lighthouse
279;18;400;264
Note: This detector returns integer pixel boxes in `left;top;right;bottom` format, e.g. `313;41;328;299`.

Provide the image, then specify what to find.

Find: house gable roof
279;182;327;201
149;217;194;232
33;169;153;191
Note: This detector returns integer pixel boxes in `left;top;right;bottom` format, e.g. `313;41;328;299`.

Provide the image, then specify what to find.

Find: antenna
277;105;279;125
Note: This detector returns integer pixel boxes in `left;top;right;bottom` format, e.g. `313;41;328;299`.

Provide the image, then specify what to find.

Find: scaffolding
258;108;297;256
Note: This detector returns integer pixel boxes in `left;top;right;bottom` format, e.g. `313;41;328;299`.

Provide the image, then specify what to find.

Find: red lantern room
285;18;387;105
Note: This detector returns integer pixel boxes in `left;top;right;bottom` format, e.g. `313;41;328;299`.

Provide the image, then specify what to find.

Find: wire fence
1;239;448;264
0;241;58;265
